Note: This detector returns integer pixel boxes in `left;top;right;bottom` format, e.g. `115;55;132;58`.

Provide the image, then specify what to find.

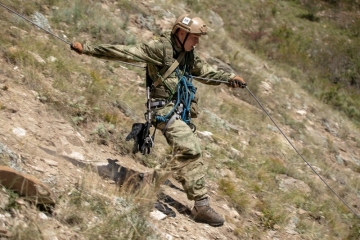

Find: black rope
2;1;358;219
245;86;360;219
0;2;148;69
0;2;71;45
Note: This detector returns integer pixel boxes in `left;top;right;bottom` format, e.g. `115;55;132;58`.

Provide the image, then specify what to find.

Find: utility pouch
190;92;199;118
125;122;153;155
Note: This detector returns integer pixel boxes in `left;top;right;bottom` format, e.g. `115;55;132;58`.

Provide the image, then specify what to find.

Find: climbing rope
1;2;358;219
0;2;71;45
176;69;196;125
155;68;196;125
245;86;360;219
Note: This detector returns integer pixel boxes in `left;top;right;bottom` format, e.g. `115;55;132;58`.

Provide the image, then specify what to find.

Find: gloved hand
70;42;83;54
228;76;247;88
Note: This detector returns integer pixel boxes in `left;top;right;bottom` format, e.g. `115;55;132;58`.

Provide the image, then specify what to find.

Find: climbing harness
155;66;197;133
2;2;359;219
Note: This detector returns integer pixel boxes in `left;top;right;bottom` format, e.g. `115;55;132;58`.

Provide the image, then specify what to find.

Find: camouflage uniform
82;31;235;200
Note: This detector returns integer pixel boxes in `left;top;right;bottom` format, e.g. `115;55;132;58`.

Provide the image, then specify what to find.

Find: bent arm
191;55;236;85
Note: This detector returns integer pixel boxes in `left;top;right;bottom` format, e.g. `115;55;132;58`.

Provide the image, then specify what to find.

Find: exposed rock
27;51;46;64
0;166;56;206
41;158;58;167
0;226;12;238
296;110;307;116
260;81;272;94
47;56;57;63
12;127;26;137
0;1;359;239
197;130;214;141
150;209;168;220
276;175;311;195
9;26;28;37
208;11;224;29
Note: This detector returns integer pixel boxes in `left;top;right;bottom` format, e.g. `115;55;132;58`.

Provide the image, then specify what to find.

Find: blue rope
155;68;196;125
179;71;196;125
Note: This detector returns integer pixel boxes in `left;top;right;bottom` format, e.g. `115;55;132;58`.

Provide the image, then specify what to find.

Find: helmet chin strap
174;31;189;51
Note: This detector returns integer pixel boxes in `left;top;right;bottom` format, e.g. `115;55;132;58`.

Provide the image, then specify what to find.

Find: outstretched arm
70;40;164;66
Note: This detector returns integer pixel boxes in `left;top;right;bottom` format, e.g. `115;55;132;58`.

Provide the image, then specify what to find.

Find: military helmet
172;14;207;35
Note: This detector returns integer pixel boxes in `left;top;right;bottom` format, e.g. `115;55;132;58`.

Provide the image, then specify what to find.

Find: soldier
71;13;246;227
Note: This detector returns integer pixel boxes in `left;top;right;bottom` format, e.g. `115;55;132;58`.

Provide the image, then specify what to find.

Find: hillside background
0;0;360;239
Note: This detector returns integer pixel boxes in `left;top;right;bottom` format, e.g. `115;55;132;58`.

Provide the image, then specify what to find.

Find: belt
151;87;169;99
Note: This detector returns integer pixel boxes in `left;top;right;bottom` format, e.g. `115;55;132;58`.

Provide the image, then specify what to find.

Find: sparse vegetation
0;0;359;239
205;0;360;125
55;172;158;239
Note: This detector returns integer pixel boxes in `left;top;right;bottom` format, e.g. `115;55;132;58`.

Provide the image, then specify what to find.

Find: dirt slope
0;49;308;240
1;1;360;239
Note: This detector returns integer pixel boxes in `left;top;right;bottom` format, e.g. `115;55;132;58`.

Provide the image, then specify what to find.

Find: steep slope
0;1;359;239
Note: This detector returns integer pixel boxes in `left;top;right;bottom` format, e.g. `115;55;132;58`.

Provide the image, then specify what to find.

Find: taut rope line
245;86;360;219
1;1;358;219
0;2;71;45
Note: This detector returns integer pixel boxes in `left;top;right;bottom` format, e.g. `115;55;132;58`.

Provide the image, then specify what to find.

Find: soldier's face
185;33;201;51
177;30;201;51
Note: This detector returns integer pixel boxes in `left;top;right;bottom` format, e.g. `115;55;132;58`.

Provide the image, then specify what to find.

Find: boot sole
193;219;224;227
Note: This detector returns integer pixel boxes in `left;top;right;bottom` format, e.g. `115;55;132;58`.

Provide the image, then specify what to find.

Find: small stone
39;212;48;220
150;209;167;220
12;127;26;137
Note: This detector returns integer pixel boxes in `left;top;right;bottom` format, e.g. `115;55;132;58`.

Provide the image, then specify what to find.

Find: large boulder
0;166;56;206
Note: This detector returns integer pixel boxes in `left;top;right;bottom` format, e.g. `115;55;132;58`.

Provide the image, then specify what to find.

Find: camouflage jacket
83;31;235;93
83;31;235;118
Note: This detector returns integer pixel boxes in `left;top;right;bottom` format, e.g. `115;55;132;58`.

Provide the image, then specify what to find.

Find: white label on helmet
182;17;191;25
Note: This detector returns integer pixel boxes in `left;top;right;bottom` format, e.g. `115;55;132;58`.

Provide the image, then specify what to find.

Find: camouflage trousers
155;118;207;201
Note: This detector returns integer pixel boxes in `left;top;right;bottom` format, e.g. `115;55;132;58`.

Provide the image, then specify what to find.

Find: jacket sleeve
82;40;164;66
191;54;236;85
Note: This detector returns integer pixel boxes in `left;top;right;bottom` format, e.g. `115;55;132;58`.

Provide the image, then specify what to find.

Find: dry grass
0;0;360;239
55;170;158;239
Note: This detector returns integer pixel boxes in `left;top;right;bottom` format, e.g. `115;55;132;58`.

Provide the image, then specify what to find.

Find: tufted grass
0;0;359;239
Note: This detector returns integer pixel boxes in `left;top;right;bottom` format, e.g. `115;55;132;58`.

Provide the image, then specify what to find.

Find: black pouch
125;123;152;154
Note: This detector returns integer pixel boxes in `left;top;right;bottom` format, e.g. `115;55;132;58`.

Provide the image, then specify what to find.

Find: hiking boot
191;197;225;227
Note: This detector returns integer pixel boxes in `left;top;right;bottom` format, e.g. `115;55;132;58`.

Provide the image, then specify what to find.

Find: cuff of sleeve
228;73;236;82
82;41;91;54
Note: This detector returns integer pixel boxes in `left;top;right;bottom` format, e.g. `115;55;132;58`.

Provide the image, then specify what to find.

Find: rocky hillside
0;0;359;239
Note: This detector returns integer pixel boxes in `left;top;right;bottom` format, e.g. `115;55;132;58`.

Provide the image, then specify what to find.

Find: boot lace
205;205;219;215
